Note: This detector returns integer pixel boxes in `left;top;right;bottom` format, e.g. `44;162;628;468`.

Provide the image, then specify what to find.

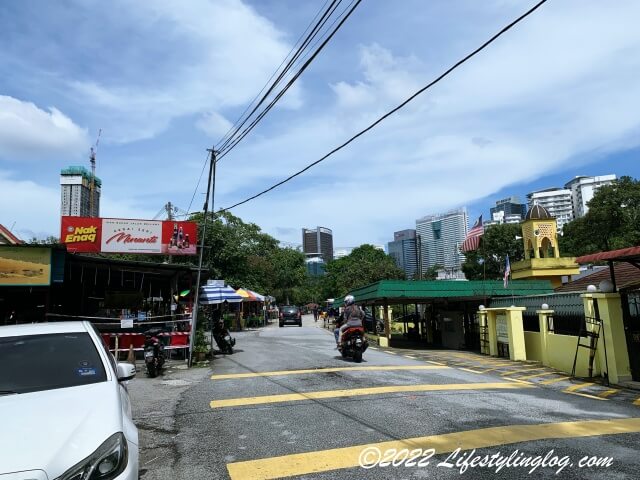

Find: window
0;332;107;394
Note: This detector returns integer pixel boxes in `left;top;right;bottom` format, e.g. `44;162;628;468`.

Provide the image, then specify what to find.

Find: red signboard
60;217;197;255
61;216;102;253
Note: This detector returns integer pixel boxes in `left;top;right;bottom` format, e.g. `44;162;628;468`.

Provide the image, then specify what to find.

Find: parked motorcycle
143;329;166;378
213;320;235;354
338;326;368;363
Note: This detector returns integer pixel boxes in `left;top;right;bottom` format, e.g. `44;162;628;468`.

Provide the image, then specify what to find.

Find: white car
0;321;139;479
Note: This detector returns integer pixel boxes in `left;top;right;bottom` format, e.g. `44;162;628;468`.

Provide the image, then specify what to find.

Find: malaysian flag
504;254;511;288
460;215;484;253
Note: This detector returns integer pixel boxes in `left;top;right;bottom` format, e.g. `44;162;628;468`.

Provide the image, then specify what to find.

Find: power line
186;150;213;215
216;0;362;161
215;0;333;149
217;0;345;155
219;0;548;213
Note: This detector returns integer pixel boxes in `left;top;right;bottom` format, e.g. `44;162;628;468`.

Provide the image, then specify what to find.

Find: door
622;290;640;381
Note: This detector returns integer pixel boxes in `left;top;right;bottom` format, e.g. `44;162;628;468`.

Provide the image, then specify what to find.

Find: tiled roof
555;262;640;292
0;224;22;244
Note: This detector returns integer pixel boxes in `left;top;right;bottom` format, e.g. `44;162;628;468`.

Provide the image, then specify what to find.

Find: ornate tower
511;204;579;288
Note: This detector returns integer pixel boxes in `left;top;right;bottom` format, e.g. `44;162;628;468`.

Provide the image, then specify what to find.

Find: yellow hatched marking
500;367;546;376
564;382;595;393
210;382;532;409
517;371;557;380
633;397;640;406
226;417;640;480
426;360;445;366
564;391;608;401
540;376;571;385
385;350;398;355
458;367;484;374
504;377;533;385
597;389;619;399
211;365;448;380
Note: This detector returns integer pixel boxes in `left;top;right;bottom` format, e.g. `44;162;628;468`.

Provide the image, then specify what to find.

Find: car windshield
283;307;298;313
0;332;107;394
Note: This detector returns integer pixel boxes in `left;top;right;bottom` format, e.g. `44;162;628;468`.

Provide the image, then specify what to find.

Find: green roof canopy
332;280;554;307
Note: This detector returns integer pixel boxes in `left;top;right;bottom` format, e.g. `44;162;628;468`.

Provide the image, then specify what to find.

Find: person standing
312;305;319;322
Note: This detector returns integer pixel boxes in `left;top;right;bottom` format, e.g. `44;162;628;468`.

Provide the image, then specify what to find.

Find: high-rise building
526;188;573;233
387;229;417;279
564;174;616;218
302;226;333;262
415;208;468;277
490;196;526;221
60;166;101;217
333;248;352;259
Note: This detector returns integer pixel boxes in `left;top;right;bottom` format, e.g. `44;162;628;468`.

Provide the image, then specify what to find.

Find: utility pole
166;201;174;221
188;148;217;367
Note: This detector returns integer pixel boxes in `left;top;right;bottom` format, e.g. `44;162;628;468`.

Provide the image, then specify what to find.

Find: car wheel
298;322;302;327
279;323;284;327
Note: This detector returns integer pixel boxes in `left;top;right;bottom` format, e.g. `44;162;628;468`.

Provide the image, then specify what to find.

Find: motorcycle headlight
224;335;231;342
56;432;128;480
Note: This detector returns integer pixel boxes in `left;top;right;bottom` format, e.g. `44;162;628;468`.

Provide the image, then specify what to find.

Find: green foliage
462;223;524;280
193;326;208;353
322;244;405;298
560;176;640;256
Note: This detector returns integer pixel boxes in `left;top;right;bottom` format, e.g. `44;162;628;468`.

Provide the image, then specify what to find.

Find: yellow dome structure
510;204;579;288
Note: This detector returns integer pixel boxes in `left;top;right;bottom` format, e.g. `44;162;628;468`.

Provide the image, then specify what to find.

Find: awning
236;288;265;302
575;245;640;264
199;284;243;305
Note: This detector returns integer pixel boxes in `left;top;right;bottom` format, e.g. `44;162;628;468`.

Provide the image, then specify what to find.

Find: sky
1;0;639;249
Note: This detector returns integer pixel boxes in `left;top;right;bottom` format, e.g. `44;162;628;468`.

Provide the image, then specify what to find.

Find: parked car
0;321;139;479
363;307;385;334
279;305;302;327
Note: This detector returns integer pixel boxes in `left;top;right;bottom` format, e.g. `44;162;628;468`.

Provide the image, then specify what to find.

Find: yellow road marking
633;397;640;406
564;382;594;393
597;389;619;399
540;376;571;385
503;377;533;385
211;365;448;380
564;391;608;401
226;417;640;480
210;382;532;409
458;367;483;374
426;360;445;366
500;367;546;376
404;355;416;359
517;371;558;380
479;364;519;373
385;351;398;355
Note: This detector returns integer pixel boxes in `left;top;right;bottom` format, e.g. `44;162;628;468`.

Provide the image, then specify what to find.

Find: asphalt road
132;314;640;479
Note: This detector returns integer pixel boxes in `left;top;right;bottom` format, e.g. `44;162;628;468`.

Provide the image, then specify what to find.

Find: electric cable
219;0;548;212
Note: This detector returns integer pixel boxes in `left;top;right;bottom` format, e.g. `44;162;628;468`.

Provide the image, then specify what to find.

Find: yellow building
511;204;580;288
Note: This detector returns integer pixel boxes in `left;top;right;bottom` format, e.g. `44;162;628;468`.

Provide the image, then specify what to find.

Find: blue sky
1;0;639;248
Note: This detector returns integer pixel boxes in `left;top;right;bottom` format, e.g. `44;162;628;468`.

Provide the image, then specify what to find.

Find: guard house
511;204;580;288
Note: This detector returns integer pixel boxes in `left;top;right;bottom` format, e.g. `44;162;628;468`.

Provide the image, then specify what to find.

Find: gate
622;290;640;381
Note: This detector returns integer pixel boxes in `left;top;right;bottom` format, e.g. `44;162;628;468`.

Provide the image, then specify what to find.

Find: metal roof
334;279;554;306
575;245;640;264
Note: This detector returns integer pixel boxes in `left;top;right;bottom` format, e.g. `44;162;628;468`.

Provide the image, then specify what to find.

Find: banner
0;246;51;286
61;217;197;255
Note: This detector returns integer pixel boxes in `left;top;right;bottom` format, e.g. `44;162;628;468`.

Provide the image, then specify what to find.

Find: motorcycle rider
336;295;365;347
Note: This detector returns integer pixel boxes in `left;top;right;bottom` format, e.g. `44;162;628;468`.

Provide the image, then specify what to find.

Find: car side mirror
116;362;136;382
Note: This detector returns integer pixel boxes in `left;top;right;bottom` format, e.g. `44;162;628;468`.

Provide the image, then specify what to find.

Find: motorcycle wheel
340;348;348;358
147;362;157;378
225;345;234;354
353;351;363;363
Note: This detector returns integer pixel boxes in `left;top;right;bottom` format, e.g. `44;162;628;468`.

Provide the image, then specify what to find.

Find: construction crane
89;129;101;217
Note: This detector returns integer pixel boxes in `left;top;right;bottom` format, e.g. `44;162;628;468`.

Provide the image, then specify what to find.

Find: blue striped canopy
199;284;243;305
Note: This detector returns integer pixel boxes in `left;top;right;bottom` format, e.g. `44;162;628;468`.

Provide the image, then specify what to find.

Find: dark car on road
363;307;384;334
279;305;302;327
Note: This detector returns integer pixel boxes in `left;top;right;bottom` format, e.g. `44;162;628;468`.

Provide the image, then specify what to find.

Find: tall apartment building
564;174;616;218
387;229;418;279
415;208;468;276
526;188;573;233
302;226;334;262
60;166;101;217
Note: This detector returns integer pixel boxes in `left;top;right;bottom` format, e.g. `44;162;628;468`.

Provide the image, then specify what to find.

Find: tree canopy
462;223;523;281
560;176;640;256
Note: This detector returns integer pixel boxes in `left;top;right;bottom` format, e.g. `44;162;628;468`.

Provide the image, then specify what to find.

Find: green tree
267;247;307;304
323;244;405;298
462;223;524;280
560;176;640;256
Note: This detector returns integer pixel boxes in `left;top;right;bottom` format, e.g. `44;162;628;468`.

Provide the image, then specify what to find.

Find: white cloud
212;1;640;246
0;96;88;159
66;0;303;143
196;112;233;139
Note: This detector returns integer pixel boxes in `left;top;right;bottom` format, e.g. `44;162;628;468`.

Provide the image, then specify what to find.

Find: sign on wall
61;217;197;255
0;247;51;286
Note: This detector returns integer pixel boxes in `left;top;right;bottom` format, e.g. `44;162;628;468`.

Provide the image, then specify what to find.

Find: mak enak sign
61;216;197;255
